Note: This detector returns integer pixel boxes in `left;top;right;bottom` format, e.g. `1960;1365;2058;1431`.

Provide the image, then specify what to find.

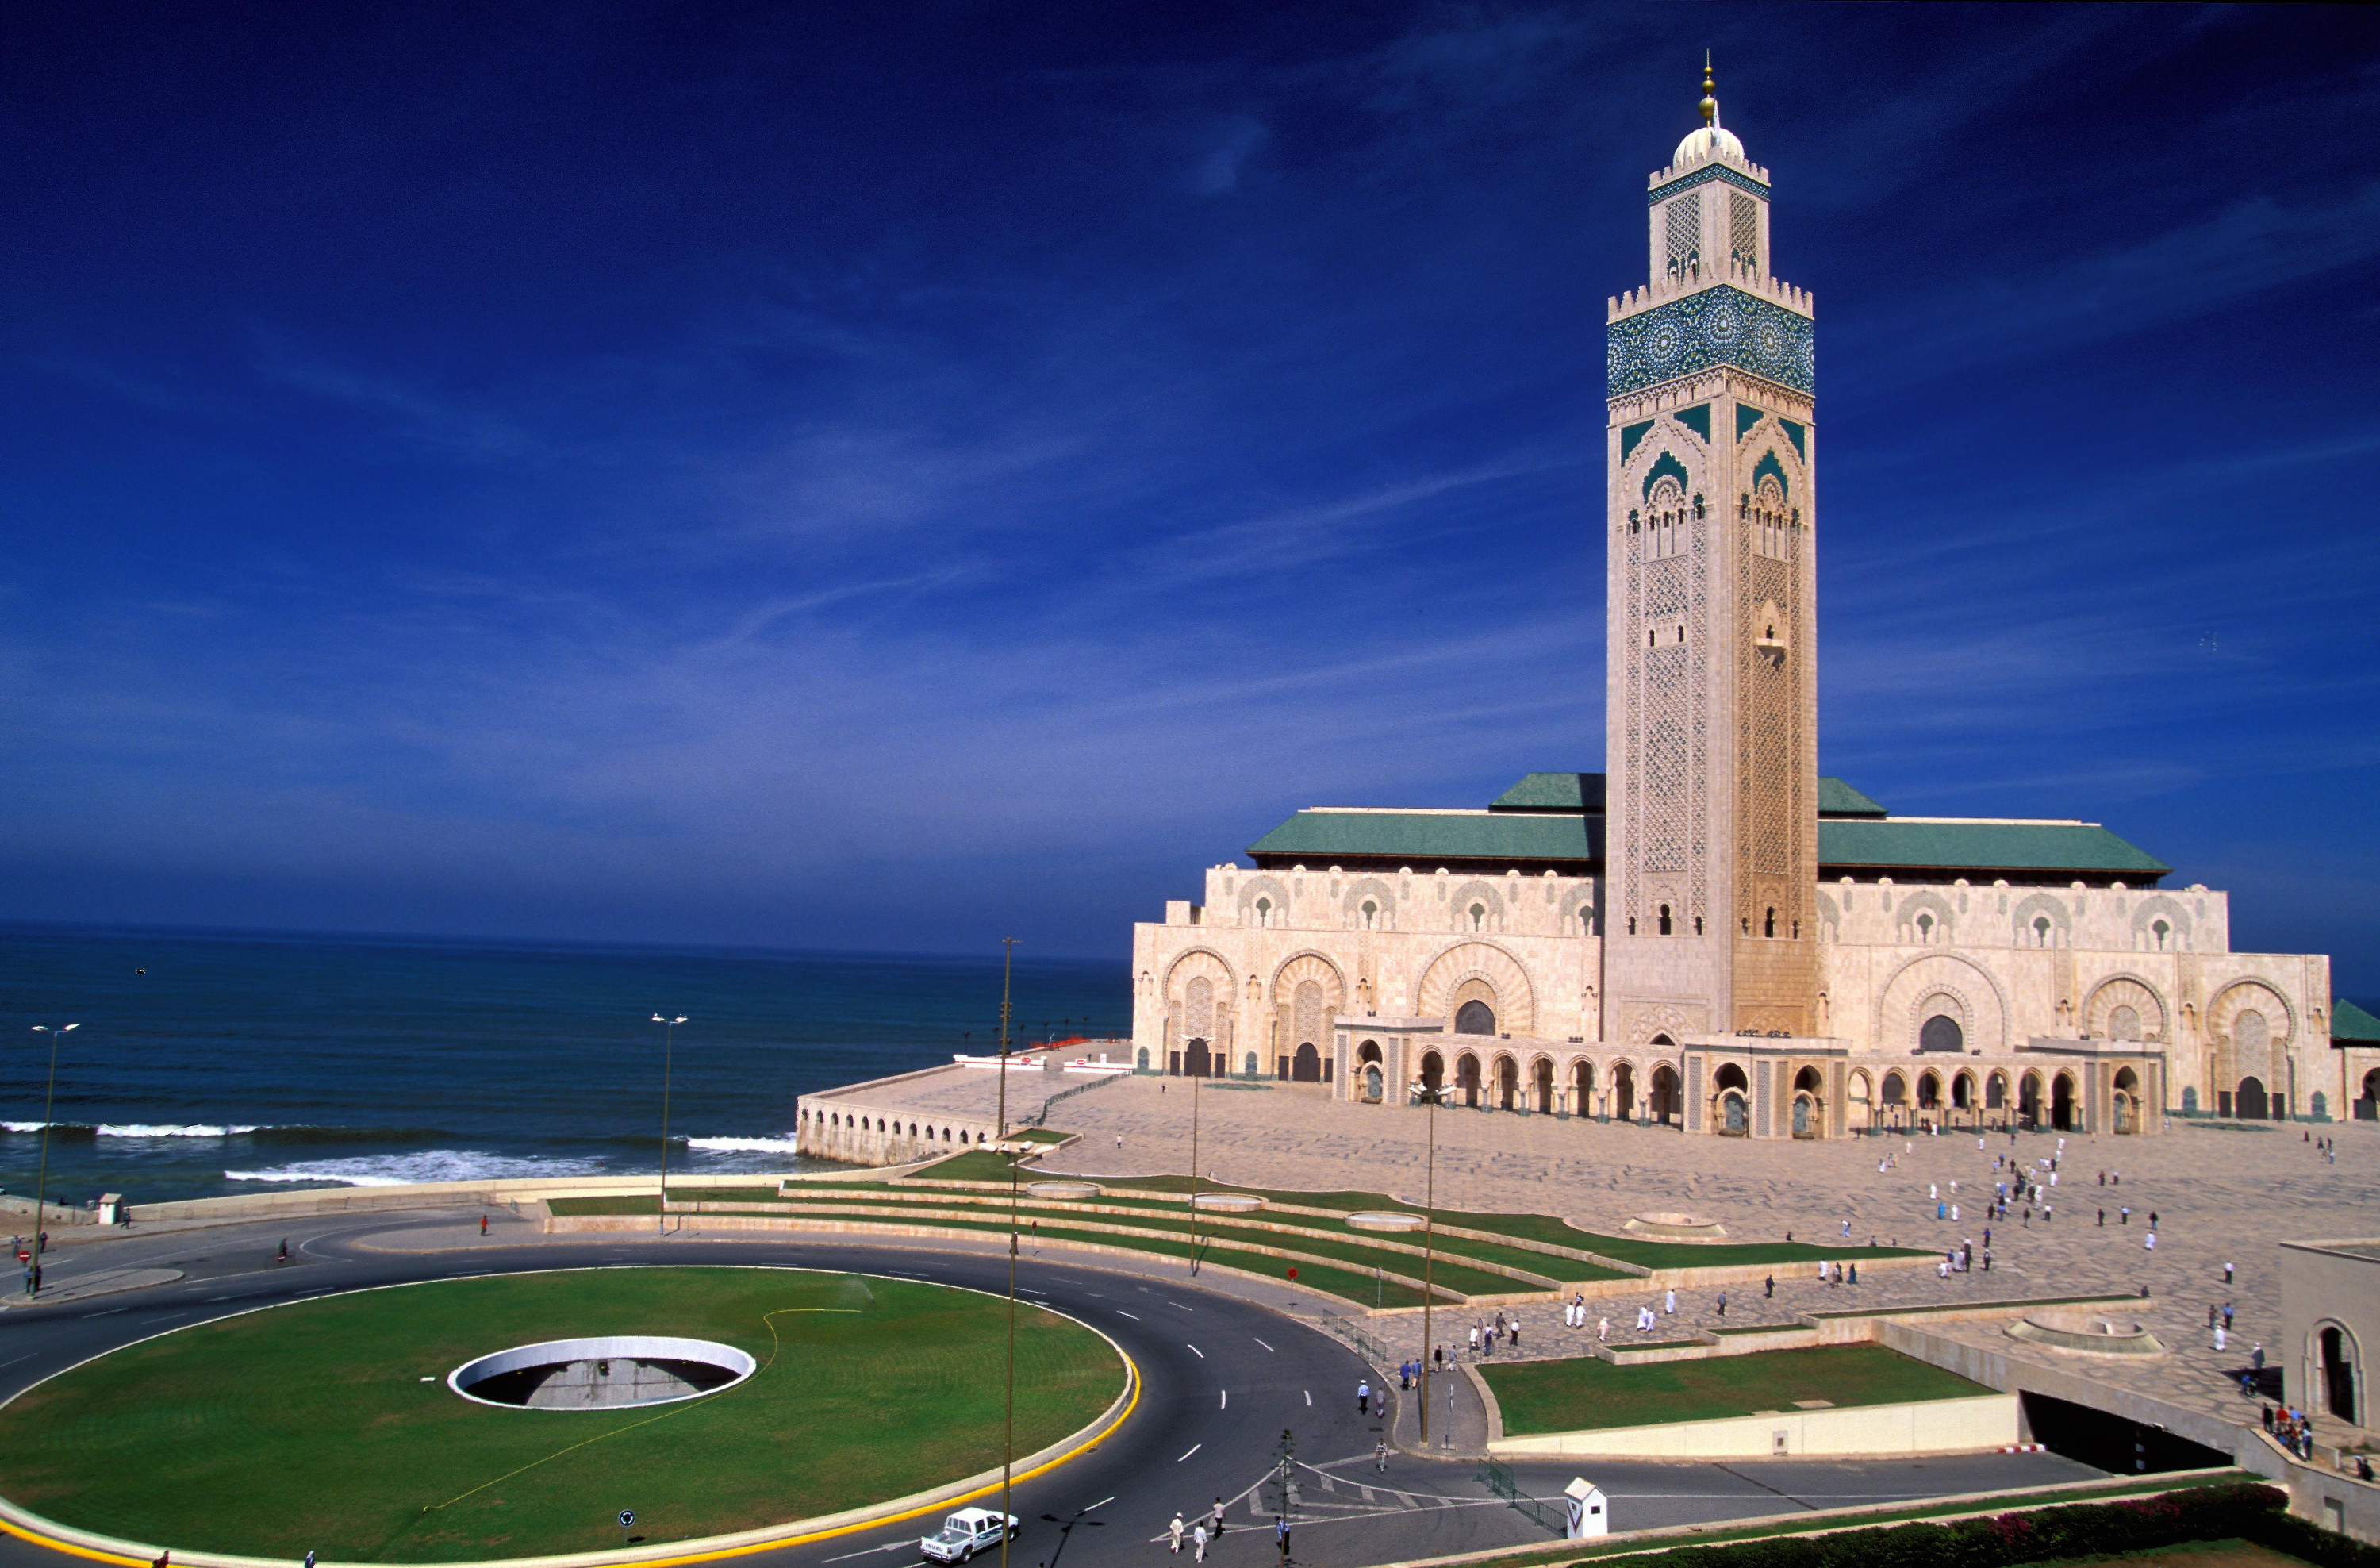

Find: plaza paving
1023;1073;2376;1449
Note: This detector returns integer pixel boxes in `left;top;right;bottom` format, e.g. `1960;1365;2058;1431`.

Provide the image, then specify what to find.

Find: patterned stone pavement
1022;1074;2378;1447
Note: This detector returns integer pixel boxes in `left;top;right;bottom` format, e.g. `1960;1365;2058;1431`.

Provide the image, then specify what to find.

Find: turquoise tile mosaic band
1606;286;1814;398
1646;163;1771;206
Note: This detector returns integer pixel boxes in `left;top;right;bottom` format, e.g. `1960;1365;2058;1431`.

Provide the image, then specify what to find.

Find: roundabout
0;1268;1128;1564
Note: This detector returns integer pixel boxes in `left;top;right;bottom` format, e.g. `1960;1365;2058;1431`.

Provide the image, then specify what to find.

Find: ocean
0;923;1129;1207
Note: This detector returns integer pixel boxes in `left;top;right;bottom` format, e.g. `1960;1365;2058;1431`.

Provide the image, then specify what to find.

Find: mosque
1127;72;2380;1139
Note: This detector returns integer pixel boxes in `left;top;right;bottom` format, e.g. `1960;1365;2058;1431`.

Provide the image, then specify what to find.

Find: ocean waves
224;1151;609;1188
682;1135;800;1155
0;1122;451;1142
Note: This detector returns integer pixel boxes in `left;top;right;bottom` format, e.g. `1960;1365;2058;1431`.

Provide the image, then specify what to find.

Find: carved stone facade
1125;79;2350;1136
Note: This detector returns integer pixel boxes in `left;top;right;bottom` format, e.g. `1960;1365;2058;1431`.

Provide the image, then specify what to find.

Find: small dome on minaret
1671;56;1744;168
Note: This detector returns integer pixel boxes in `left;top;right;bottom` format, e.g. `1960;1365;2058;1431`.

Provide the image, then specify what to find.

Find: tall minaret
1601;63;1820;1050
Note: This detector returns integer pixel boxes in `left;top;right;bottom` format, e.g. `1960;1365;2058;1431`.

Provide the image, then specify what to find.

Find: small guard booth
1564;1478;1608;1539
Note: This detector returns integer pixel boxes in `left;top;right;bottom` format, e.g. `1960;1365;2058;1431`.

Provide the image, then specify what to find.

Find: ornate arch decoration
1560;887;1599;936
1163;947;1238;992
2129;894;2194;952
1415;942;1537;1037
1446;879;1507;933
2010;891;2072;948
1269;951;1349;1010
1892;890;1957;946
2082;974;2169;1042
1814;887;1841;943
1340;877;1396;931
1875;952;2010;1053
2208;978;2294;1047
1628;1002;1697;1049
1234;874;1291;928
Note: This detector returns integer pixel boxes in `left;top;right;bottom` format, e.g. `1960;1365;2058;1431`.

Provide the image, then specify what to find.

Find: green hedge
1622;1483;2320;1568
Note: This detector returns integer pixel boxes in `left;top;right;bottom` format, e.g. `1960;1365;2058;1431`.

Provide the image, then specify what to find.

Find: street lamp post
651;1014;686;1236
1415;1077;1441;1447
996;938;1020;1568
27;1025;78;1294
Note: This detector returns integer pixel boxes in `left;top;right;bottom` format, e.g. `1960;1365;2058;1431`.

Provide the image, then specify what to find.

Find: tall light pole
1416;1077;1441;1447
651;1014;685;1236
1187;1063;1203;1274
27;1025;78;1292
996;938;1019;1568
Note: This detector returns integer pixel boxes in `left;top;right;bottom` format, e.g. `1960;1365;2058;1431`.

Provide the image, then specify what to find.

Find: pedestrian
1211;1499;1226;1538
1510;1321;1520;1350
1841;1220;1851;1239
1276;1516;1290;1564
1376;1438;1389;1474
2098;1209;2105;1227
2253;1343;2266;1372
478;1214;488;1236
305;1552;316;1568
2225;1304;2236;1331
1192;1524;1208;1563
1664;1288;1676;1315
2215;1325;2227;1352
1598;1316;1609;1343
1357;1380;1370;1415
1171;1515;1185;1554
2149;1210;2159;1228
2225;1261;2234;1285
2121;1205;2130;1224
1981;1249;1990;1273
1848;1262;1857;1285
1716;1290;1727;1317
1764;1274;1774;1299
2144;1231;2155;1251
1468;1324;1480;1355
1116;1135;1123;1149
1937;1201;1946;1220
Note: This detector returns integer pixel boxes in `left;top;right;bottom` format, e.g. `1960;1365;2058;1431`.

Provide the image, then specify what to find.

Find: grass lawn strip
1441;1471;2249;1568
0;1267;1121;1563
698;1200;1518;1297
1481;1343;1993;1435
703;1187;1596;1283
558;1191;1566;1294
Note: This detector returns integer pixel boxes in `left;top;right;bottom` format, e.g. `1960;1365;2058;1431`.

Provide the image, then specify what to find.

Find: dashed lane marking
1253;1337;1273;1352
1186;1343;1203;1359
79;1309;125;1318
1115;1311;1140;1320
1303;1390;1311;1405
1219;1390;1226;1409
1177;1444;1201;1462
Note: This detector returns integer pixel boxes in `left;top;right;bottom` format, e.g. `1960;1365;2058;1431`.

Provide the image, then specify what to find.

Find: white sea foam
225;1151;603;1188
1;1121;54;1133
684;1136;800;1155
97;1124;263;1139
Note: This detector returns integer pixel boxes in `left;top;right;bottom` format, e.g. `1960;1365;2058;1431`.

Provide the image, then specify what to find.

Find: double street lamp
651;1014;686;1236
26;1024;79;1295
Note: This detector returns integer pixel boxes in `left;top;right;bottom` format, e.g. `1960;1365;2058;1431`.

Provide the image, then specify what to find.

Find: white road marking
0;1352;36;1371
1186;1343;1203;1358
205;1295;232;1302
1303;1389;1312;1405
1166;1300;1192;1310
821;1541;923;1562
1252;1336;1274;1352
1177;1443;1201;1462
81;1308;126;1317
1115;1310;1139;1320
1085;1497;1111;1511
1220;1389;1227;1408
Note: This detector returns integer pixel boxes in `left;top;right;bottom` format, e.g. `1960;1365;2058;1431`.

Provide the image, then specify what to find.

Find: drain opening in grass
448;1336;757;1409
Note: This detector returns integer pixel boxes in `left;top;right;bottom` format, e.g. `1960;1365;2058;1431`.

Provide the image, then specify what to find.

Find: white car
919;1508;1019;1564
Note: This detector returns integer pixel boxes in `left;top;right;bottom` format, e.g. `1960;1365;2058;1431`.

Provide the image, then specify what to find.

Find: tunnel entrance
2018;1391;2232;1474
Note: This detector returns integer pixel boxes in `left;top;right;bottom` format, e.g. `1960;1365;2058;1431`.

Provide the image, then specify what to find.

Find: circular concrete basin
1025;1181;1102;1201
450;1335;756;1409
1190;1192;1263;1213
1345;1212;1426;1232
2004;1312;2165;1356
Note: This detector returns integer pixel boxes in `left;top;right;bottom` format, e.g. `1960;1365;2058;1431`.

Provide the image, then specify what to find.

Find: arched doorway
1456;1000;1495;1036
1495;1055;1519;1111
1292;1042;1322;1082
2018;1072;2042;1126
2236;1076;2268;1120
1185;1038;1212;1077
1952;1072;1975;1115
1244;1051;1259;1076
1917;1071;1940;1117
2320;1325;2360;1425
1532;1059;1555;1114
1986;1072;2007;1113
1920;1013;1964;1053
1457;1052;1482;1108
2362;1068;2380;1120
1714;1063;1749;1136
1650;1063;1679;1125
1791;1066;1823;1139
2112;1066;2139;1134
1419;1051;1445;1095
1357;1041;1384;1104
1136;1047;1150;1070
1848;1070;1872;1128
2052;1073;2077;1131
1881;1070;1907;1126
1613;1062;1636;1120
1571;1059;1595;1116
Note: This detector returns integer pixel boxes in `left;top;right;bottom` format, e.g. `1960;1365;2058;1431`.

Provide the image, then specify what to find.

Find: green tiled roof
1249;809;1601;865
1817;778;1887;817
2332;997;2380;1044
1816;819;2169;877
1490;772;1607;812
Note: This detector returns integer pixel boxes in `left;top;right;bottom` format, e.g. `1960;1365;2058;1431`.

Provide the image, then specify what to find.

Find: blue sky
3;5;2377;993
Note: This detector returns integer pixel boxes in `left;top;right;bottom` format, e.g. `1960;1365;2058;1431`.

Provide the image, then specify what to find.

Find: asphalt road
0;1212;2106;1568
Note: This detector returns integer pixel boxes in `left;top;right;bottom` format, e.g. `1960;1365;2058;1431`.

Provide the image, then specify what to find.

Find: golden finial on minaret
1699;52;1717;127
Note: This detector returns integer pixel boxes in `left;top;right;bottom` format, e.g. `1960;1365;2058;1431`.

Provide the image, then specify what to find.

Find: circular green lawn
0;1267;1125;1562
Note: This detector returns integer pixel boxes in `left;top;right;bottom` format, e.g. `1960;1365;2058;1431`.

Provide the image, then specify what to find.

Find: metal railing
1016;1069;1129;1128
1476;1459;1563;1535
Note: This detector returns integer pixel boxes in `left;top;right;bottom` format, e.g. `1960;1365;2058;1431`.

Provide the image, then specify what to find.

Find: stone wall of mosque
1128;864;2351;1125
